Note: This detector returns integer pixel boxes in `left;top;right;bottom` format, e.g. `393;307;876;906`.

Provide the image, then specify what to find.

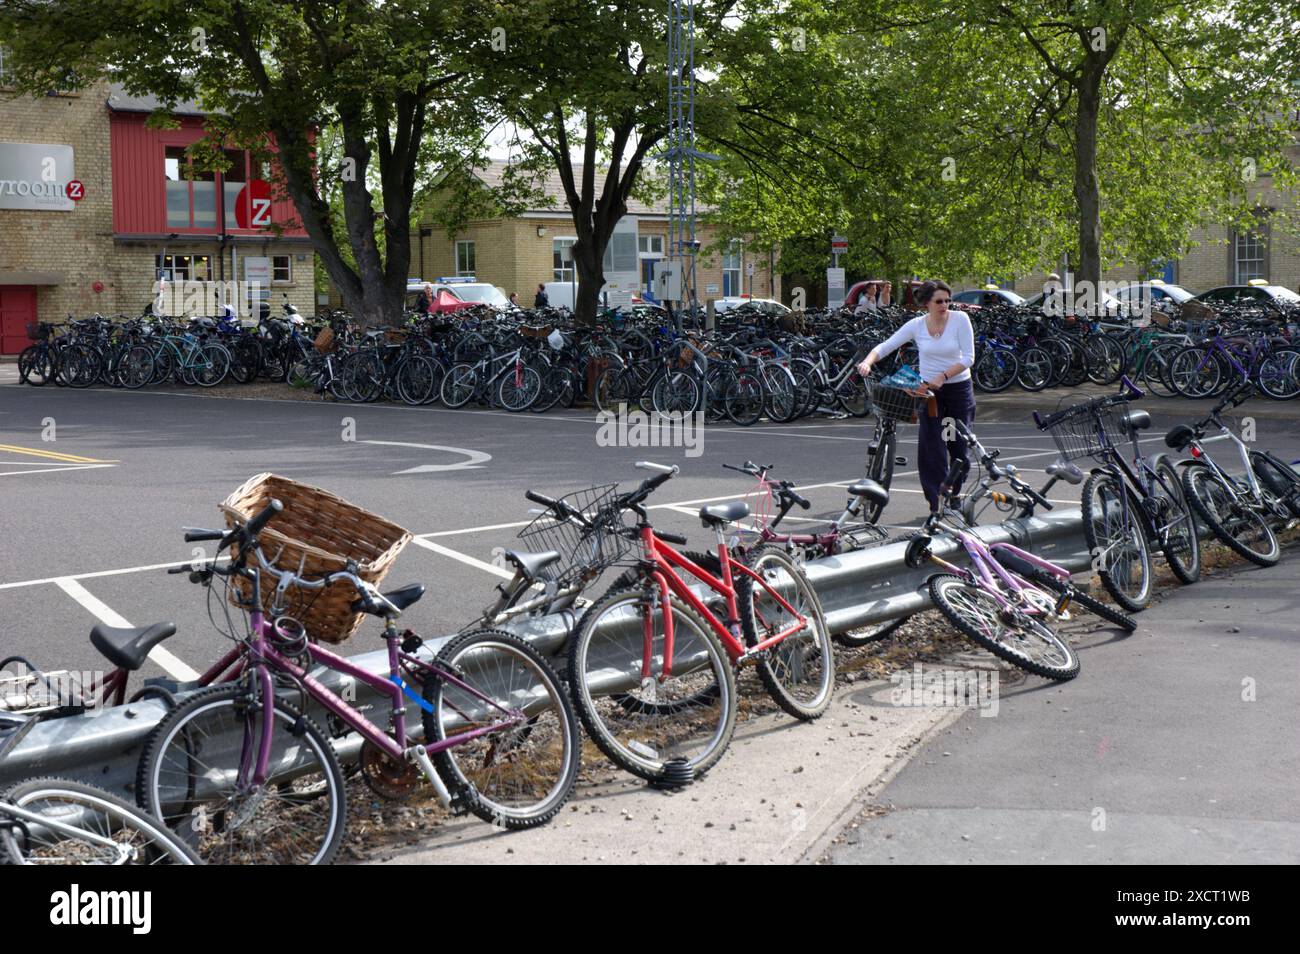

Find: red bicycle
563;462;834;782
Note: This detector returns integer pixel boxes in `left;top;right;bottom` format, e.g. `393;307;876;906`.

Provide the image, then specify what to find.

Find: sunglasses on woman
931;297;950;305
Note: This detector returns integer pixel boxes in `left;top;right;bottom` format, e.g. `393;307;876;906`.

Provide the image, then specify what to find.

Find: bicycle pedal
895;456;908;466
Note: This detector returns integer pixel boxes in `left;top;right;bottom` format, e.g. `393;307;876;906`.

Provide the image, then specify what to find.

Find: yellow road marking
0;443;115;464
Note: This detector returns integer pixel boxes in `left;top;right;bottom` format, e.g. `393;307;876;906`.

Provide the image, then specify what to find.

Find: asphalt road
3;373;1299;865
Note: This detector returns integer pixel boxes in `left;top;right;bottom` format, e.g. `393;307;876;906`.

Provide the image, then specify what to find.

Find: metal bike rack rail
0;509;1090;795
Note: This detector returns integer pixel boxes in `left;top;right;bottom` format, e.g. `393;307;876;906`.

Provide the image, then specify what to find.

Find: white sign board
654;261;682;302
0;142;76;210
706;284;719;294
243;257;271;311
826;266;846;308
831;234;848;253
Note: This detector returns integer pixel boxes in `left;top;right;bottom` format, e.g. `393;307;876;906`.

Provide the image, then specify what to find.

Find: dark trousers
917;378;976;510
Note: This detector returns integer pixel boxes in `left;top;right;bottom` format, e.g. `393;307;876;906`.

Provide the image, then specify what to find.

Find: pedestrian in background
534;283;549;308
415;282;434;314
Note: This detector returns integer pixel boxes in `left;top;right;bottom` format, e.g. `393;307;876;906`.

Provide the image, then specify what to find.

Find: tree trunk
1073;57;1105;311
572;237;606;325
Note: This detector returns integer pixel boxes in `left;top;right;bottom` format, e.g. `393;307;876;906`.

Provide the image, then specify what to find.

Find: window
603;231;638;272
722;241;742;296
164;146;217;229
272;255;291;284
638;234;664;256
1233;228;1266;284
155;254;212;283
553;238;576;282
0;45;12;86
221;150;248;228
455;240;475;277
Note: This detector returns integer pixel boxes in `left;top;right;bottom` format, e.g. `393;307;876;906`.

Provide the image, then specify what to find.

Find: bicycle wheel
1168;346;1220;398
1016;346;1052;391
193;343;231;387
1081;471;1153;612
592;364;635;414
228;337;263;384
496;363;542;411
395;354;438;406
834;369;871;416
568;585;736;782
421;629;579;829
651;369;701;416
136;684;347;865
736;546;835;719
118;344;156;390
973;349;1018;392
834;616;906;648
1082;335;1124;385
17;345;50;386
1151;457;1201;584
2;778;200;865
440;363;479;408
863;429;896;523
1182;463;1280;567
1138;341;1182;398
928;574;1080;680
1251;450;1300;517
759;364;798;423
1257;348;1300;400
724;368;765;426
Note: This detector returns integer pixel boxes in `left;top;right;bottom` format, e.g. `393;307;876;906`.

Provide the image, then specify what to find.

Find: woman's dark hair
916;280;951;306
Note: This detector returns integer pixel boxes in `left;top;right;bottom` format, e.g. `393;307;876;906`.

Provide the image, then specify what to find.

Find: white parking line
409;537;515;580
53;578;198;681
0;463;116;478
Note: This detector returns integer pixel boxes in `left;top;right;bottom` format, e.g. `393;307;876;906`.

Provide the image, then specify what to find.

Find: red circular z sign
234;179;272;229
66;180;84;201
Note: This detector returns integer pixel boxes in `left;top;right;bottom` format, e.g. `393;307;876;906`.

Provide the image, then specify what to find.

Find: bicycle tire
440;363;479;408
2;777;201;865
568;585;737;782
928;574;1080;681
863;430;896;523
1151;456;1201;584
1003;562;1137;632
1251;450;1300;517
136;684;347;865
736;545;835;719
1081;471;1154;612
1182;463;1280;567
421;629;580;829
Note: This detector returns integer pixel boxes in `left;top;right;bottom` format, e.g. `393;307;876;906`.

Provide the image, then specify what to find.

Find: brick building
0;76;317;354
410;161;781;307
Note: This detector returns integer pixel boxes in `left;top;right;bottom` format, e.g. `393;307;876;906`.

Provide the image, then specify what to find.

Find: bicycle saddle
1122;409;1152;431
501;550;562;580
699;501;750;528
350;583;426;618
90;622;178;672
1164;424;1196;450
847;478;890;509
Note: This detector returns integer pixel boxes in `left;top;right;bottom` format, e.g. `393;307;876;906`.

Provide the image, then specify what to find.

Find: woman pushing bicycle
857;279;976;513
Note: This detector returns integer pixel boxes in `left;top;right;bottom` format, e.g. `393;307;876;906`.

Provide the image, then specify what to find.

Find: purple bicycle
135;500;580;864
902;463;1136;680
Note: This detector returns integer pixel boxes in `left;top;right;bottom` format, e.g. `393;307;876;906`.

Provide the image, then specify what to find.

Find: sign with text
234;179;272;229
0;142;76;210
827;266;846;308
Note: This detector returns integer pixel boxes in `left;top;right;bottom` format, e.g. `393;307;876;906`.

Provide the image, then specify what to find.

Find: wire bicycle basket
865;378;922;424
1037;399;1126;463
517;484;632;581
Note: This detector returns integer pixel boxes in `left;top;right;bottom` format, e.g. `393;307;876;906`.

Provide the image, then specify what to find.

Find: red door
0;286;38;355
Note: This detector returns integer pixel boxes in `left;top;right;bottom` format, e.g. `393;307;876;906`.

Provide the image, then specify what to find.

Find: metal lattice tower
666;0;716;325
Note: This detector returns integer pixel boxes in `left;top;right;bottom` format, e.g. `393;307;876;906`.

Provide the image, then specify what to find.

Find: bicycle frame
636;526;809;677
922;517;1068;615
1185;416;1266;502
234;600;524;794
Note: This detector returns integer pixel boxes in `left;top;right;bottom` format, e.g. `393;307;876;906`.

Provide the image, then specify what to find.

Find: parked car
1022;287;1128;317
1113;280;1194;310
1191;281;1300;315
953;287;1025;308
713;297;791;317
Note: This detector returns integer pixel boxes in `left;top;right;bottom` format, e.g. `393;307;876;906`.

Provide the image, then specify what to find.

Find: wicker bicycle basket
314;326;336;354
865;379;921;424
220;473;412;643
516;484;632;582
